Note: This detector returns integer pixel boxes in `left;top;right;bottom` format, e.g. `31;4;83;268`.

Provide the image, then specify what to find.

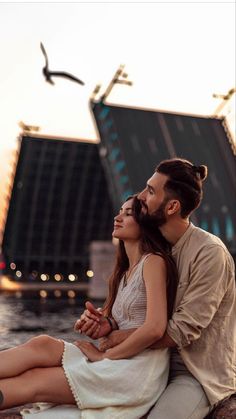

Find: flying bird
40;42;85;86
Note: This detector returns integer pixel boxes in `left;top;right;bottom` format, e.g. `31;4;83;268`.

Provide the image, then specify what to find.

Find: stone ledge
205;394;236;419
0;405;33;419
0;406;23;418
0;395;235;419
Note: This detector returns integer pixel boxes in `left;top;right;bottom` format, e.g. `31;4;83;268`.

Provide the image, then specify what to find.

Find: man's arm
98;329;135;351
151;246;234;350
167;245;234;349
149;331;177;349
99;329;177;351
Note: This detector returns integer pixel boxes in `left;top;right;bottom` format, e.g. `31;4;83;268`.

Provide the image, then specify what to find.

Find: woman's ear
166;199;181;215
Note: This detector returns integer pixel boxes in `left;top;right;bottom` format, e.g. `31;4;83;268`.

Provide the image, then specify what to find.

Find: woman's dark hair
103;195;178;319
156;158;208;218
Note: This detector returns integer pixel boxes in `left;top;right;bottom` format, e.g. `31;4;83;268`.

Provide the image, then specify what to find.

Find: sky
0;1;235;235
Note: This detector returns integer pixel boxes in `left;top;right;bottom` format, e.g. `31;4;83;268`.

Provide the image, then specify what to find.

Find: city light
0;261;6;270
68;274;77;281
68;290;76;298
54;290;62;298
86;270;94;278
40;290;47;298
54;274;62;281
40;274;48;281
15;270;22;278
10;263;16;270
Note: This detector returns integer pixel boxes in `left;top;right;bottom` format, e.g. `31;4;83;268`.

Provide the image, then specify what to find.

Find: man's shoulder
189;225;234;265
180;225;230;261
190;225;227;249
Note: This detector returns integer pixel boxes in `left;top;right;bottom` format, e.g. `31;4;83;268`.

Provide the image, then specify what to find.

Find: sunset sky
0;1;235;238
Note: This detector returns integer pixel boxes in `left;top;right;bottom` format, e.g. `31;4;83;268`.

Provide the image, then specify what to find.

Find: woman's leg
0;366;75;410
0;335;64;378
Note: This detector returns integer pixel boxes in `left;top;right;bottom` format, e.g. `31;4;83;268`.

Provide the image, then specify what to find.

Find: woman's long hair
103;195;178;319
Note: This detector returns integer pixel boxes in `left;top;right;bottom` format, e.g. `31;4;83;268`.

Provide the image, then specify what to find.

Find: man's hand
98;329;135;351
149;332;177;349
73;340;105;362
74;301;111;339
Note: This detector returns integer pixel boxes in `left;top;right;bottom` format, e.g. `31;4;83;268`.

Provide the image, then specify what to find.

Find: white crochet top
112;254;151;329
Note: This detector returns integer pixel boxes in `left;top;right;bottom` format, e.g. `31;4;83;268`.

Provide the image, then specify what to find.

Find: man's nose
138;189;146;200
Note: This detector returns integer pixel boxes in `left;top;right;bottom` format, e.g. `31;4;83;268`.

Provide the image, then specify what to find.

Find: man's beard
139;199;167;228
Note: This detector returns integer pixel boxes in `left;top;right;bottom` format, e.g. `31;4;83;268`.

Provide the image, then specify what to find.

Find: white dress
21;255;169;419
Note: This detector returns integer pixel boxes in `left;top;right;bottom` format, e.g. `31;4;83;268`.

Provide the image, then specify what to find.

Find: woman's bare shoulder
144;253;166;265
143;253;167;273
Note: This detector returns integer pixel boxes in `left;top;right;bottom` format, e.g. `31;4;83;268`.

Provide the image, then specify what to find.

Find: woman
0;196;177;418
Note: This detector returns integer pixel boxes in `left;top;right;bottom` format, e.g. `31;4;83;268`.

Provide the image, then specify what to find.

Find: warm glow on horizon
0;276;22;291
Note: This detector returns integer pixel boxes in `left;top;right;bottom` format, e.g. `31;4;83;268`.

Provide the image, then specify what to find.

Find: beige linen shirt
167;223;236;405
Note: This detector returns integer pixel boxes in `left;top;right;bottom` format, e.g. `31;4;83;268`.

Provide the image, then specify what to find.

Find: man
75;158;235;419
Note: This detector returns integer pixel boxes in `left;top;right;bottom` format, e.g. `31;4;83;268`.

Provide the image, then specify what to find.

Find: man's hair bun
192;165;208;181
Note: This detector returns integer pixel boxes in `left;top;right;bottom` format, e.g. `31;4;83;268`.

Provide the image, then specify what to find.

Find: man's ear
166;199;181;215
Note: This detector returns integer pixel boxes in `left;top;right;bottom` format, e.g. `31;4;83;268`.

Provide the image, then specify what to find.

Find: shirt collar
172;222;195;254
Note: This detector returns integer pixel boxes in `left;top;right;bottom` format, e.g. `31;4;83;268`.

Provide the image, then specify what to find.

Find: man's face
138;172;169;227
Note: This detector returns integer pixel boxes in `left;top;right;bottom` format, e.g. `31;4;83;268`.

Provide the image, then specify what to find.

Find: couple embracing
0;158;235;419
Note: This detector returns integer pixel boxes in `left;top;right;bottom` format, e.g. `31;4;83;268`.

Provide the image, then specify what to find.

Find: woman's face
112;198;141;241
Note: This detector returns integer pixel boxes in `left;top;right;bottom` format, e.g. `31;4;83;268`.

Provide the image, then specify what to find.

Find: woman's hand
74;301;112;339
73;340;105;362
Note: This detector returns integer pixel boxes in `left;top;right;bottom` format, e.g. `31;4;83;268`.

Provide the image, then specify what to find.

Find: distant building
2;134;114;288
91;101;236;258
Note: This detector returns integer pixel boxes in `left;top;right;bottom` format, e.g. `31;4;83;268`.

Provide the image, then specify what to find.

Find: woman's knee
27;335;59;351
26;335;64;365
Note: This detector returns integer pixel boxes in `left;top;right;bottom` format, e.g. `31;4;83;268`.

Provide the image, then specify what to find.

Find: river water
0;294;102;350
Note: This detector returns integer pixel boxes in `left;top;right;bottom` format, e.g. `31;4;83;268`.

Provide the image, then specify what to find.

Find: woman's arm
103;254;168;360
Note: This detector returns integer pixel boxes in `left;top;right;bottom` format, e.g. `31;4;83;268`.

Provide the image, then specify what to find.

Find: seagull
40;42;85;86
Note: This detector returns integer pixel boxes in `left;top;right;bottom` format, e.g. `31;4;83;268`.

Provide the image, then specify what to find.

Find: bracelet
105;316;113;331
105;316;114;331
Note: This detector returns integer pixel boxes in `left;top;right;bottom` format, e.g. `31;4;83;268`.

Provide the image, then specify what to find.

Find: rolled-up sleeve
167;245;233;349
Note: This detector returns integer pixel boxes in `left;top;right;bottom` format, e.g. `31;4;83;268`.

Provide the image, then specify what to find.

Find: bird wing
49;71;85;85
40;42;49;69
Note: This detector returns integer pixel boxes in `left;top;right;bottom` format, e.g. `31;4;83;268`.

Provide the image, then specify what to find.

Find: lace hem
61;341;83;410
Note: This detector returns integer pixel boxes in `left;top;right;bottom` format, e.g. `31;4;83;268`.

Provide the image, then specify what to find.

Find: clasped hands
74;301;111;339
73;301;113;362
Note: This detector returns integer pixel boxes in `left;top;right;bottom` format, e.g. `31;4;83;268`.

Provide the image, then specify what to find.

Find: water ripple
0;294;90;349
